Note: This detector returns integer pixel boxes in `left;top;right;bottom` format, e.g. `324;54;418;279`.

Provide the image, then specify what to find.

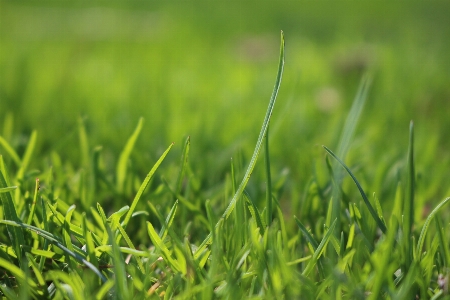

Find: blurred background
1;1;450;211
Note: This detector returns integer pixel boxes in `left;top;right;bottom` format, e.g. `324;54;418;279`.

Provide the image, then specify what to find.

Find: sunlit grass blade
147;221;181;273
0;185;17;193
0;136;21;167
116;117;144;194
244;191;266;235
16;129;37;182
302;218;337;276
26;178;39;225
120;142;173;235
404;121;415;269
323;145;387;233
159;200;178;240
416;197;450;259
78;116;90;168
0;257;38;289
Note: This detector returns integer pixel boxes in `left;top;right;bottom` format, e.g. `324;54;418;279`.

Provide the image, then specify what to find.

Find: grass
1;2;450;299
1;30;450;299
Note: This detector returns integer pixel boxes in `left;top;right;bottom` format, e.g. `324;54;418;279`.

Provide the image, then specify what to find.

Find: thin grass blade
323;145;387;233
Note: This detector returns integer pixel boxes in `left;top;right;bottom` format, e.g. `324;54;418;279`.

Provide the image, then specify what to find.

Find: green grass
1;2;450;299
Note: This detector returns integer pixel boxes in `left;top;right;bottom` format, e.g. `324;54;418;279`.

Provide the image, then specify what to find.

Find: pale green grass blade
116;117;144;194
416;197;450;259
302;219;337;276
0;185;17;193
159;200;178;240
244;191;266;235
404;121;415;268
63;204;77;269
95;280;115;300
26;178;39;225
16;129;37;181
196;31;284;253
0;219;107;283
264;126;273;226
116;223;145;272
78;116;90;168
147;221;181;273
323;145;387;233
0;136;21;167
120;142;173;232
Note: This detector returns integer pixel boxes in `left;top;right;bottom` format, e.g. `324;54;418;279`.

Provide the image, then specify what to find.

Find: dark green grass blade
196;31;284;255
116;117;144;194
0;168;25;267
404;121;415;268
330;75;371;235
265;126;273;226
120;142;173;234
323;146;387;233
416;197;450;259
294;216;319;249
0;220;107;283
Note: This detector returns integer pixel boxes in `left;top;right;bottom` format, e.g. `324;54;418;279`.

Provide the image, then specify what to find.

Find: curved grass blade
323;145;387;233
221;31;284;220
0;220;107;283
416;197;450;259
195;31;284;255
120;142;173;234
116;117;144;194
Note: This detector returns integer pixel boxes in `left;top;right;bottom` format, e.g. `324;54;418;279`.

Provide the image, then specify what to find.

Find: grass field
1;1;450;299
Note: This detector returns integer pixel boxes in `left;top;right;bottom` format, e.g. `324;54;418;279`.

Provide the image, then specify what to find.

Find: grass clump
1;32;450;300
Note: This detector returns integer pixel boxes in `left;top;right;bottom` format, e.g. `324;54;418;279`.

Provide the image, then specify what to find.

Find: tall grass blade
107;225;130;300
404;121;415;268
175;136;190;194
416;197;450;259
323;145;387;233
116;117;144;194
26;178;39;225
16;129;37;181
265;126;273;226
196;31;284;253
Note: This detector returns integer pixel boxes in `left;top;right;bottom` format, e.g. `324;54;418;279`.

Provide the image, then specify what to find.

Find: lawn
1;1;450;299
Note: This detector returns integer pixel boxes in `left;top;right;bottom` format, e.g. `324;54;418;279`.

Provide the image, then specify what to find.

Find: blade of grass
196;31;284;254
330;75;372;238
0;186;17;193
119;142;173;238
0;136;21;167
175;136;190;194
323;145;387;233
26;178;39;225
147;221;181;273
302;219;337;276
116;117;144;194
416;197;450;260
435;216;450;268
404;121;415;269
265;126;273;226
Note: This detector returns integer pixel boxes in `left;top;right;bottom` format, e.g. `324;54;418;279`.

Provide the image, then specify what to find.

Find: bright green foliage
1;6;450;298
